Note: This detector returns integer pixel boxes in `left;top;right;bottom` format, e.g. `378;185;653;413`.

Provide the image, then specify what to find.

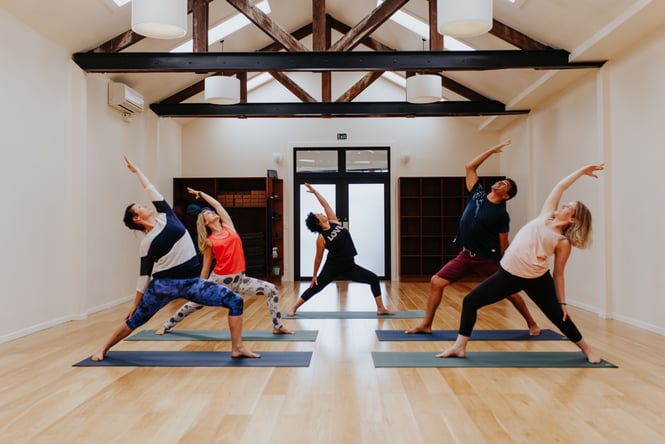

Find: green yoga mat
74;351;312;367
126;329;318;341
283;310;425;319
371;351;617;368
375;329;566;341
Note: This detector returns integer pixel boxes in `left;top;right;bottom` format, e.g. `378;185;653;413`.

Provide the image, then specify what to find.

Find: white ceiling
2;0;665;130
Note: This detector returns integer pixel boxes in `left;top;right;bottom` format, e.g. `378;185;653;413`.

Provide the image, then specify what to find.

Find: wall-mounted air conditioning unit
108;81;144;115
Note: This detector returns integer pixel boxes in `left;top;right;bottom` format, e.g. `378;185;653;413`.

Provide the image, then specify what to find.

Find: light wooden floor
2;281;665;444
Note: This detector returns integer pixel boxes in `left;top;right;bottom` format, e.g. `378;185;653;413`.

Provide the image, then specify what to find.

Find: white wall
0;9;182;343
500;23;665;335
83;73;183;312
604;23;665;333
0;9;75;340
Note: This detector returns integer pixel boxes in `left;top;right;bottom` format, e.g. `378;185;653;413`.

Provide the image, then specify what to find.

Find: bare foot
287;308;297;317
529;324;541;336
231;347;261;359
435;345;466;358
155;326;167;335
585;351;601;364
377;308;395;315
91;352;105;361
273;326;295;335
405;325;433;334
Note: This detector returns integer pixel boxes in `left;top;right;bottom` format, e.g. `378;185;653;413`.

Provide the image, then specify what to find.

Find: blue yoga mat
126;329;318;341
283;310;425;319
375;329;566;341
371;351;617;368
74;351;312;367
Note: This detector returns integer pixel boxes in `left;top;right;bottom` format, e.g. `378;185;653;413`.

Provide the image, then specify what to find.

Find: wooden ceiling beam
490;20;554;51
192;0;209;52
328;16;393;51
73;50;604;72
269;71;317;102
428;0;443;51
441;76;490;101
330;0;410;51
225;0;308;52
336;71;384;102
149;100;528;118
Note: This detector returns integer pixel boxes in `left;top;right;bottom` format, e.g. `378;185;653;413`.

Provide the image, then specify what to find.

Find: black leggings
459;267;583;343
300;260;381;301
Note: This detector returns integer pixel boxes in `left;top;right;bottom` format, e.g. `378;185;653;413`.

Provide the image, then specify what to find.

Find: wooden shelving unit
398;176;505;281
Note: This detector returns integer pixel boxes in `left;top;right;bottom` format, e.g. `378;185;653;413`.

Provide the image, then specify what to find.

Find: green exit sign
337;133;347;140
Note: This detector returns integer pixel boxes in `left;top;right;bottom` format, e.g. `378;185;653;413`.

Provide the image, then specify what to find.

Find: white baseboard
0;294;133;345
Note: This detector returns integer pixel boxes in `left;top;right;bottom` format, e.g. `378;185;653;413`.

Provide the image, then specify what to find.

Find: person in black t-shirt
287;183;394;316
405;140;540;335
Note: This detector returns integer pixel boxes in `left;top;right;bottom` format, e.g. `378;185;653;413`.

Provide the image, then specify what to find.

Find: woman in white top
437;164;604;364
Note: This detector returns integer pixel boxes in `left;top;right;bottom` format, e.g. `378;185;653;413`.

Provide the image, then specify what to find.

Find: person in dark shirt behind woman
287;183;394;316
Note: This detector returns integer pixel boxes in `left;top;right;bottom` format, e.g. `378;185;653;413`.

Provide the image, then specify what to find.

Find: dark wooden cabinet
173;176;284;281
267;178;284;281
399;176;504;281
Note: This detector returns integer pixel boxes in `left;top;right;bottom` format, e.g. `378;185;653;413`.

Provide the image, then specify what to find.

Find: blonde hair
563;201;592;249
196;212;212;253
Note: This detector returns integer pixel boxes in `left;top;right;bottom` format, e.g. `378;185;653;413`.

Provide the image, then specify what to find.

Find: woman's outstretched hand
124;155;138;174
582;163;605;178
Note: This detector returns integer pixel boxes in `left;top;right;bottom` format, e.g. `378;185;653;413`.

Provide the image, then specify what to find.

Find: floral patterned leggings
161;272;284;331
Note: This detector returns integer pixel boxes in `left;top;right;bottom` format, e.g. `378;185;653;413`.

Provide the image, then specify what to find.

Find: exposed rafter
73;50;603;73
150;101;528;118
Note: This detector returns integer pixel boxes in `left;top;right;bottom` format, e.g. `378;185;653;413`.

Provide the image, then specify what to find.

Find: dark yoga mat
126;329;318;341
371;351;617;368
283;310;425;319
375;329;566;342
74;351;313;367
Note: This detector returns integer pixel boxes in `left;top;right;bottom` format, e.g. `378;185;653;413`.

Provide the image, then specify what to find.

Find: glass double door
293;148;391;280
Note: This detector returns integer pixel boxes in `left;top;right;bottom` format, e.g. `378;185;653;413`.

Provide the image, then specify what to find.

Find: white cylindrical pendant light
205;76;241;105
406;75;441;104
132;0;187;39
437;0;493;38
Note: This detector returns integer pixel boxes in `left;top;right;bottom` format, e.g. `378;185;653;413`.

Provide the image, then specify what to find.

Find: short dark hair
123;203;144;231
506;178;518;200
305;212;322;233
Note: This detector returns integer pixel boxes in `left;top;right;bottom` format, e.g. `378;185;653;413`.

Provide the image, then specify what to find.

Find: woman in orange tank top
155;187;293;335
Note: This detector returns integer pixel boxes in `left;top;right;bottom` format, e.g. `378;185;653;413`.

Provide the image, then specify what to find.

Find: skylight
382;71;406;88
171;0;271;53
247;72;273;91
375;1;473;51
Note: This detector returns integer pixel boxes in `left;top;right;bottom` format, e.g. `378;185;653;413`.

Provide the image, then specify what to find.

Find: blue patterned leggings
161;273;283;330
125;277;244;330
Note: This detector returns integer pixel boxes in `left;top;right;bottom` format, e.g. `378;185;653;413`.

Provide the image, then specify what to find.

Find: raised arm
539;164;605;217
305;183;338;223
187;188;235;231
124;155;152;189
465;140;511;192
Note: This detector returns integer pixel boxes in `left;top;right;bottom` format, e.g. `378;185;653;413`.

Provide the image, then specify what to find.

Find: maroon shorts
435;250;500;282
